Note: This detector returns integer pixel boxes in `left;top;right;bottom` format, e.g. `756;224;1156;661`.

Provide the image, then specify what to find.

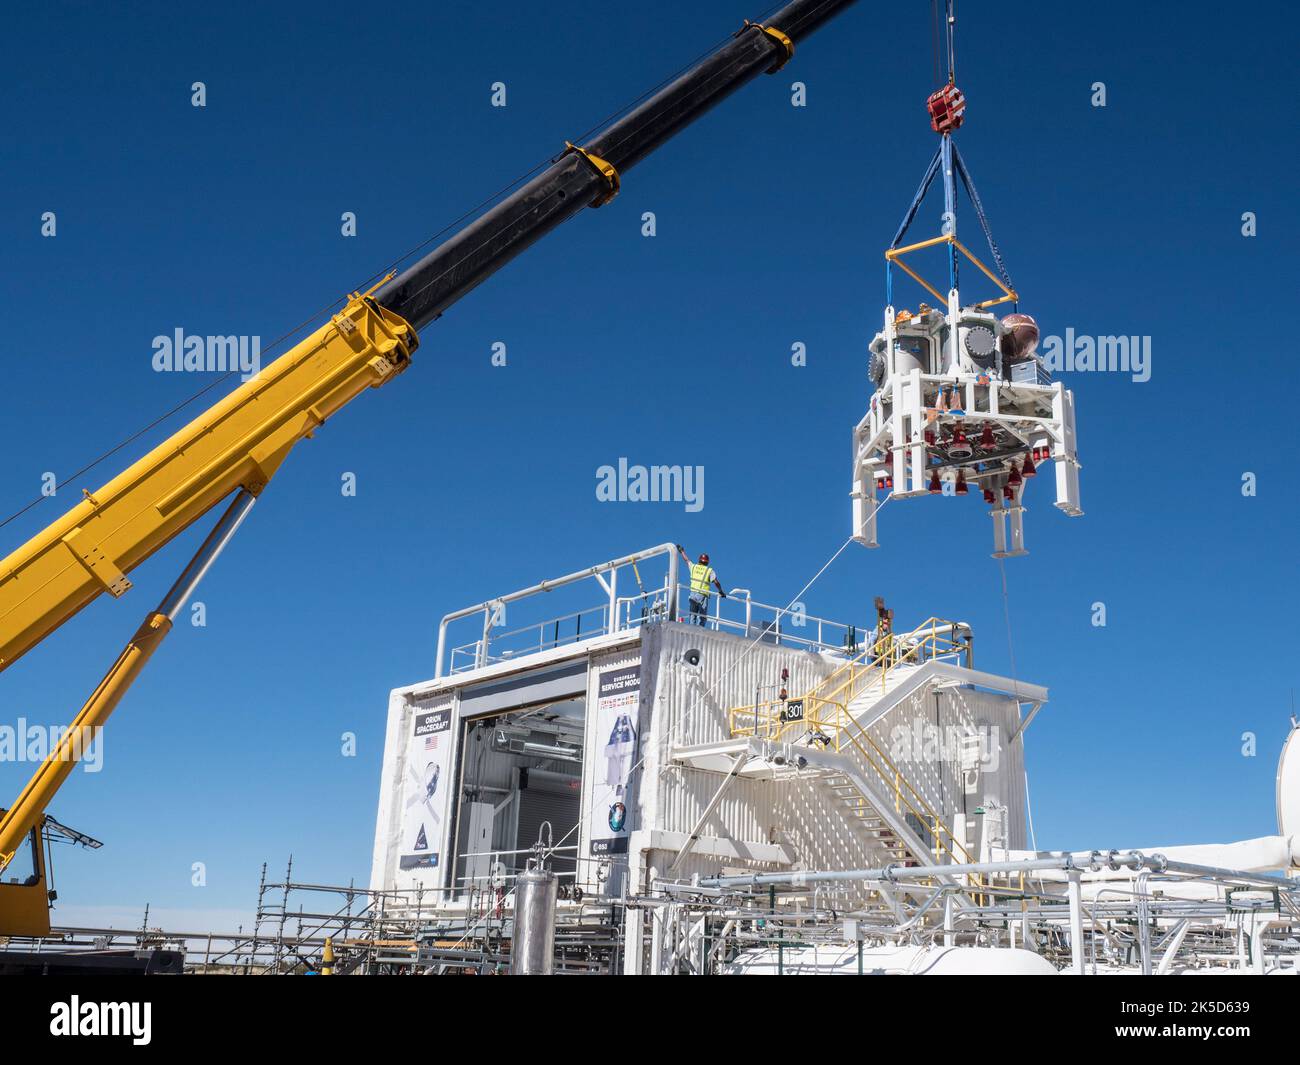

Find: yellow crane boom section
0;291;415;672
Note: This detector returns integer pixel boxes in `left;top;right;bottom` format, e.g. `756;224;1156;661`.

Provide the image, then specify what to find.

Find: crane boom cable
947;0;957;83
930;0;941;87
556;507;896;855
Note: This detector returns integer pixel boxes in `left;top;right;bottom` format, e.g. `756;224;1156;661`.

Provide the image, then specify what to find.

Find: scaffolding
0;854;624;974
638;853;1300;975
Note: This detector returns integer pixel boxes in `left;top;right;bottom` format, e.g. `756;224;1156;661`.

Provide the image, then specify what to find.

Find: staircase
729;618;964;742
727;618;983;888
818;771;911;864
815;708;975;867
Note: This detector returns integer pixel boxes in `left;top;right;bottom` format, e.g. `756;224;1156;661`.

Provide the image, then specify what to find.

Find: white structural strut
845;659;1047;734
671;736;973;900
668;750;751;873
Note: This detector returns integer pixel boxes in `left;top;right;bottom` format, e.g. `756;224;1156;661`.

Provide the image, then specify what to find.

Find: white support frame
851;302;1083;557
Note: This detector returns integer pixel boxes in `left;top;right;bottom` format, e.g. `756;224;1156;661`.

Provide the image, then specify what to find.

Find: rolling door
515;777;581;880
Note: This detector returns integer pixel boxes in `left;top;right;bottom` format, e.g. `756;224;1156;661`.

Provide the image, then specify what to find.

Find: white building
369;544;1050;970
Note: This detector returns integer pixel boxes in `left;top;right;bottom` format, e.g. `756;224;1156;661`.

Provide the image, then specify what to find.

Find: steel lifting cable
667;493;899;758
996;551;1045;892
0;150;573;537
995;556;1022;732
0;166;542;536
0;303;340;535
0;8;790;537
569;0;789;158
360;6;792;310
930;0;942;88
946;0;957;84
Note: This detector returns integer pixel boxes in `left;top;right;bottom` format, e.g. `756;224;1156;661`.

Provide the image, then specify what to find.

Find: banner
590;664;640;856
399;706;454;871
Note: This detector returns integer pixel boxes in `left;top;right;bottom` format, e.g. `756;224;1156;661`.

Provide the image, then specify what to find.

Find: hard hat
699;553;709;564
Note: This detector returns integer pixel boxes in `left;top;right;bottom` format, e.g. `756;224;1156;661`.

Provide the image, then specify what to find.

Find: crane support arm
0;491;257;869
0;294;414;672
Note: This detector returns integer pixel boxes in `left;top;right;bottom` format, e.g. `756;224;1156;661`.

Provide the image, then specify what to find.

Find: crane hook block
564;142;620;208
739;20;794;73
926;82;966;134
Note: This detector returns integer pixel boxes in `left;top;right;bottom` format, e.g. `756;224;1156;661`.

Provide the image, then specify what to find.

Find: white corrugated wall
640;623;838;837
370;622;1032;910
862;684;1028;855
632;624;1029;885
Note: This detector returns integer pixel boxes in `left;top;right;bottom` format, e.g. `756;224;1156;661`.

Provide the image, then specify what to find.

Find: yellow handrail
724;616;981;891
831;704;977;867
727;617;969;743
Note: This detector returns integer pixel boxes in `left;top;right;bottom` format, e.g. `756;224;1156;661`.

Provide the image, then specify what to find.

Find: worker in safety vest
871;596;893;664
677;544;725;626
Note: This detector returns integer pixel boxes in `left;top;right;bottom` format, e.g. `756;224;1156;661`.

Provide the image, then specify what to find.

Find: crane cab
0;814;52;937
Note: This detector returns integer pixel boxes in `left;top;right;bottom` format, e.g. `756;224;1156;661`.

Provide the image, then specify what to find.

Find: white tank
1277;724;1300;853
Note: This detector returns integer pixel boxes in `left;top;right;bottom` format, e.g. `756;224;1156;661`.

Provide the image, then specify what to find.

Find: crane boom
0;2;860;935
0;294;413;673
0;0;856;674
374;0;854;331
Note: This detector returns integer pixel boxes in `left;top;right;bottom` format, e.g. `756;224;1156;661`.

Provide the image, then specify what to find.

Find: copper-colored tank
999;313;1039;363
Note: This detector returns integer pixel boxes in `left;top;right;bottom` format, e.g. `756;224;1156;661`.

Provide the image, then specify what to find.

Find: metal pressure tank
511;858;558;975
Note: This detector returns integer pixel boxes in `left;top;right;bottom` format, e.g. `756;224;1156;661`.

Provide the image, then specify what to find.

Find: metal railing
453;844;582;891
672;585;868;657
729;617;971;743
448;602;618;673
831;706;980;872
727;616;978;881
438;545;878;677
437;544;680;677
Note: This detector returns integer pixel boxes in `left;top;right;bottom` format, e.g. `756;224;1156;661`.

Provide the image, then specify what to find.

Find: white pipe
695;848;1300;893
696;854;1142;889
1156;919;1191;975
1067;870;1084;975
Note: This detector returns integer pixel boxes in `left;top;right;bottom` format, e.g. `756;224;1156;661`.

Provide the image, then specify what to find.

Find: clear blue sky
2;0;1295;928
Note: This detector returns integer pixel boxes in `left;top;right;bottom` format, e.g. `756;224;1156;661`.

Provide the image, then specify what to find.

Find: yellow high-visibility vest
689;563;716;595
